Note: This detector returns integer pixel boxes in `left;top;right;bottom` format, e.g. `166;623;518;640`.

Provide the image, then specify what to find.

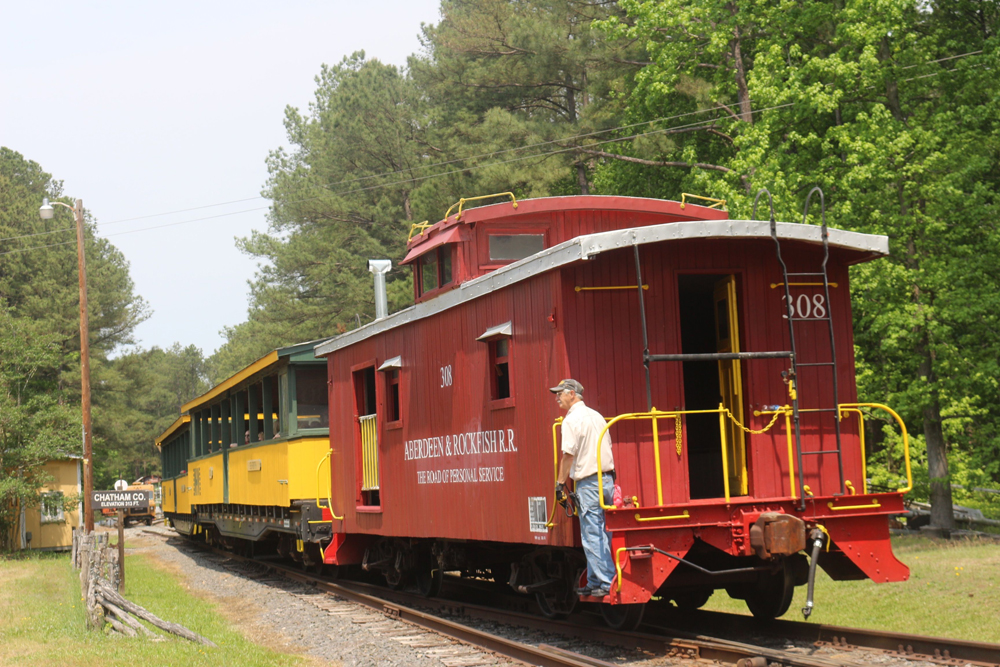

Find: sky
1;1;441;356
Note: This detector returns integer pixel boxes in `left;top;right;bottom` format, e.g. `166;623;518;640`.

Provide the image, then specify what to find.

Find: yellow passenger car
157;341;331;568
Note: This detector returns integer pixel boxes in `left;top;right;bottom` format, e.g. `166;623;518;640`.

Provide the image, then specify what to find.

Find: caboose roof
315;219;888;357
401;194;727;265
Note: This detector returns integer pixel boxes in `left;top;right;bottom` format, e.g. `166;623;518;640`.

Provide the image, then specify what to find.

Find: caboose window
416;245;454;297
378;356;402;426
420;252;439;293
491;338;511;400
489;234;544;261
439;246;452;285
386;369;400;422
478;322;514;408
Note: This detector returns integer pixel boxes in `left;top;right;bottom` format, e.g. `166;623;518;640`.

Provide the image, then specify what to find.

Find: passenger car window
295;367;329;430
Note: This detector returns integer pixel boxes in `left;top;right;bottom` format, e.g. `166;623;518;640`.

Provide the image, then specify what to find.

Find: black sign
92;490;152;510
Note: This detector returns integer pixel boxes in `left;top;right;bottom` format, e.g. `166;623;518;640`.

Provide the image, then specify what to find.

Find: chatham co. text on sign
91;490;152;510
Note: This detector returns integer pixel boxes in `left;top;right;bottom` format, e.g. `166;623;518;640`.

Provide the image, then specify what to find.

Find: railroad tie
393;634;449;649
284;584;499;665
438;655;497;667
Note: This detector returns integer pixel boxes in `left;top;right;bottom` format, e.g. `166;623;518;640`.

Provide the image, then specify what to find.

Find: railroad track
145;530;1000;667
641;606;1000;667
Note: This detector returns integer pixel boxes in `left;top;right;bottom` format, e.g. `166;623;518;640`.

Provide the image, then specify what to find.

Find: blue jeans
575;472;617;590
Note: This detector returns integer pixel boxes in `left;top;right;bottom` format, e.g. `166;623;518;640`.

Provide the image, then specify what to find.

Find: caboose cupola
402;194;728;303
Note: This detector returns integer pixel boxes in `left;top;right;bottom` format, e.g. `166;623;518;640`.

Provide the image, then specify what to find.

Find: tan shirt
561;401;614;480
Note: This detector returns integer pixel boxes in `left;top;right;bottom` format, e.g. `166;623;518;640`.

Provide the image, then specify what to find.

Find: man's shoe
590;587;611;598
576;586;594;596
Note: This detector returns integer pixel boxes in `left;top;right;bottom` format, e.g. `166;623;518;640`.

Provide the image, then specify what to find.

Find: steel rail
160;534;849;667
643;607;1000;667
271;563;847;667
148;531;999;667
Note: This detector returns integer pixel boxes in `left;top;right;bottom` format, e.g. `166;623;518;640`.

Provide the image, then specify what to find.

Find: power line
310;113;757;200
0;195;269;245
0;49;986;257
0;107;735;247
0;108;774;256
0;110;737;248
0;238;76;258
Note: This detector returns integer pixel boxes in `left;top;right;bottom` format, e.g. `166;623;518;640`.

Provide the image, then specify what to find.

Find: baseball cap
549;379;584;394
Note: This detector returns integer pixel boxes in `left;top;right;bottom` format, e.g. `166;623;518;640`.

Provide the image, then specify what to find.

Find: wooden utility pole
74;198;94;534
116;508;125;591
39;197;94;534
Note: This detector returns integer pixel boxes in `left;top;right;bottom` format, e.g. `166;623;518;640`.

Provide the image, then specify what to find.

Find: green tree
0;306;78;550
215;2;644;376
0;147;152;508
212;53;428;378
95;344;209;486
597;0;1000;529
412;0;642;195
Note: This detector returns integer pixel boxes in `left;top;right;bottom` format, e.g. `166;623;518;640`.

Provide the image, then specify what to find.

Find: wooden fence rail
71;530;216;646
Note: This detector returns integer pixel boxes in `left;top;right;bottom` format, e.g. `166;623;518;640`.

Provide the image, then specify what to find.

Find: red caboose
316;193;910;626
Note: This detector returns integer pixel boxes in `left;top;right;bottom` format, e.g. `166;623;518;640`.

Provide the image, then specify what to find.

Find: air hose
802;527;826;619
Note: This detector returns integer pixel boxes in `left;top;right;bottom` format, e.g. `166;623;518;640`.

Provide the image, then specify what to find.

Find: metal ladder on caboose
755;188;846;506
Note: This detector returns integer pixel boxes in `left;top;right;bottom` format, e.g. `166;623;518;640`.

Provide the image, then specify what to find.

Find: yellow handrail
680;193;726;210
770;282;839;289
575;285;649;292
584;404;777;510
546;418;563;529
838;408;867;494
614;547;628;592
784;408;796;499
311;450;342;522
756;402;909;497
828;500;882;511
554;400;903;519
651;413;663;504
444;192;518;221
593;407;726;510
634;510;689;522
718;403;730;502
840;402;911;493
407;220;433;242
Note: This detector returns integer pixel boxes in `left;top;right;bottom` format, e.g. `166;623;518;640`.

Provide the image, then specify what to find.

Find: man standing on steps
552;379;616;598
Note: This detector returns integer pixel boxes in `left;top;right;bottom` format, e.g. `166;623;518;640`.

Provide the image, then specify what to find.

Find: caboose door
713;275;749;496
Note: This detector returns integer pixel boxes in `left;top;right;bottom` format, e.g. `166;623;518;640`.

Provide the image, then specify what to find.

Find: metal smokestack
368;259;392;320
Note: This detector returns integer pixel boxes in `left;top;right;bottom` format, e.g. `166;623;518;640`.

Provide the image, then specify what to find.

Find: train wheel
384;567;406;590
745;562;795;619
671;588;713;611
535;587;577;619
416;566;443;598
600;602;645;631
302;543;324;575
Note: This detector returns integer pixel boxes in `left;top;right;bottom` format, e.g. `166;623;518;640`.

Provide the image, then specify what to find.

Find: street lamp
39;197;95;534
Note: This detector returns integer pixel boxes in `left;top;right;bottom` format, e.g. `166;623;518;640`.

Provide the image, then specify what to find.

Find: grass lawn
0;550;309;667
702;535;1000;642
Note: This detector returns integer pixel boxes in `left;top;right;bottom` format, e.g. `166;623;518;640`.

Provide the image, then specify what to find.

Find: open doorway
678;274;748;499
